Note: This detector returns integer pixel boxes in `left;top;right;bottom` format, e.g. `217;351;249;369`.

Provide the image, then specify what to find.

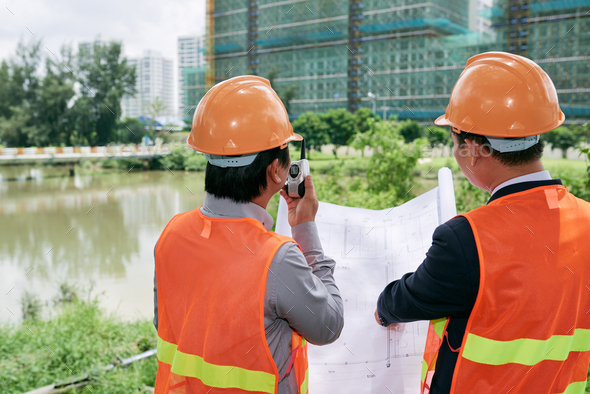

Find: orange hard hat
187;75;302;158
435;51;564;138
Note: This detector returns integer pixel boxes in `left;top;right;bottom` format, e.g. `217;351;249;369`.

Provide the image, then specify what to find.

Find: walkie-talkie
287;139;310;198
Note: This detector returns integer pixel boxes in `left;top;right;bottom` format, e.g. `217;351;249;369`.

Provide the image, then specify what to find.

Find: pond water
0;165;207;324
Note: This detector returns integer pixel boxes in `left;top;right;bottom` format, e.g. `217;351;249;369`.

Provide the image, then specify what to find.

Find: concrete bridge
0;145;171;173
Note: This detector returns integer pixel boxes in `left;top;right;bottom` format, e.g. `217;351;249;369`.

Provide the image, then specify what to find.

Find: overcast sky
0;0;207;112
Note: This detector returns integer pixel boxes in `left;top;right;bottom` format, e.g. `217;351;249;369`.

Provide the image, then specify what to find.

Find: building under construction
182;0;590;124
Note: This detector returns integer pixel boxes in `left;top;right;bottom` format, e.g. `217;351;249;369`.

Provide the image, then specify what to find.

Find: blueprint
275;168;456;393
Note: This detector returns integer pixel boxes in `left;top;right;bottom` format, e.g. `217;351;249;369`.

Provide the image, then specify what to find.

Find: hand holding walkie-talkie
287;139;310;198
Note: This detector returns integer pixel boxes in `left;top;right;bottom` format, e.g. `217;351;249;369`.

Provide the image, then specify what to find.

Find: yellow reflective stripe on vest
557;380;586;394
433;317;447;339
462;329;590;366
157;336;276;393
420;359;428;382
300;368;309;394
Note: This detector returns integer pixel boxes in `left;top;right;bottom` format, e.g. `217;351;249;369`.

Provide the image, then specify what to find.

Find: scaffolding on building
205;0;216;88
182;0;590;123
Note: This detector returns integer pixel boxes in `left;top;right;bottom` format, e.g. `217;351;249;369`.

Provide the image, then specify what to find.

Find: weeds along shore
1;283;157;394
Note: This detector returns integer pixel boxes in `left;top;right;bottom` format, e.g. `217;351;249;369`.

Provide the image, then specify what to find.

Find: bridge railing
0;145;172;160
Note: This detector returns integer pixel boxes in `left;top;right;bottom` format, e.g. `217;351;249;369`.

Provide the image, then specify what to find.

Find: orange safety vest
154;208;309;394
421;185;590;394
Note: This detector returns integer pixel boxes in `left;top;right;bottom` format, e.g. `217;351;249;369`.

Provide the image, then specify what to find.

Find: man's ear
268;158;282;184
464;139;480;166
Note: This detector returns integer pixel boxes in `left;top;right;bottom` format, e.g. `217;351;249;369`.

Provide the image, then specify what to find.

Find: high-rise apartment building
178;36;206;117
182;0;589;124
122;50;174;119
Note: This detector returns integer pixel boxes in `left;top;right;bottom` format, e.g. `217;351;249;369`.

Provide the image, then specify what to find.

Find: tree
353;107;381;156
350;118;422;205
0;39;43;146
38;45;76;145
323;108;356;157
0;61;13;120
292;112;329;157
398;119;424;143
0;104;40;147
116;118;144;144
582;123;590;142
573;143;590;201
68;96;96;146
147;96;168;140
0;39;135;147
10;40;42;111
354;107;380;134
426;125;451;147
77;41;136;145
544;126;581;159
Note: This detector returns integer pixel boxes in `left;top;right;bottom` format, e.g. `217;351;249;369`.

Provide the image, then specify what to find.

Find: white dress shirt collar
201;192;274;231
491;170;552;196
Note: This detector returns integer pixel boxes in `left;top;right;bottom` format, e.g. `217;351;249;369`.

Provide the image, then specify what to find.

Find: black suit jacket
377;179;563;393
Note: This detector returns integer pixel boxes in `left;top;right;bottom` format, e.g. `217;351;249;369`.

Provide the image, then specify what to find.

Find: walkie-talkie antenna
301;139;306;160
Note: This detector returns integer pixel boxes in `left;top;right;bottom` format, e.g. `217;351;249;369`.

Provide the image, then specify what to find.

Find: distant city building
121;50;174;119
178;36;206;117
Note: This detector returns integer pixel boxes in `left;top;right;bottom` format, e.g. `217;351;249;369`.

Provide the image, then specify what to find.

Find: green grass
290;148;369;175
0;300;157;393
416;156;589;178
542;157;588;170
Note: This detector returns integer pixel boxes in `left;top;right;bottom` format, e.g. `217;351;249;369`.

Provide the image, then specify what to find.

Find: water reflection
0;168;206;324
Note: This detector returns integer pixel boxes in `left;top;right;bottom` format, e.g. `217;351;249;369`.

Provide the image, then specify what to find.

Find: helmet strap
486;135;540;153
204;152;259;168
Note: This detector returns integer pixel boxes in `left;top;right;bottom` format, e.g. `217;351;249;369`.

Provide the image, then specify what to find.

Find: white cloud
0;0;207;113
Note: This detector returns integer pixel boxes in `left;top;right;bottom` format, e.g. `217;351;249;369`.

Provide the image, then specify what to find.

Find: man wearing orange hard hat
376;52;590;393
153;76;344;393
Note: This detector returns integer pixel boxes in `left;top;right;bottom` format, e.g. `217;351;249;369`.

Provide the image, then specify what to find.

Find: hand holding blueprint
276;168;457;393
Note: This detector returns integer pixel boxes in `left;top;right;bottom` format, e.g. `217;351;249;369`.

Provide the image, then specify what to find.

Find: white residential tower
178;36;206;116
122;50;174;119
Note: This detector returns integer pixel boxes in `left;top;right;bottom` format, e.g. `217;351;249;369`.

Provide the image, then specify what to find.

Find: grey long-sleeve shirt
153;193;344;393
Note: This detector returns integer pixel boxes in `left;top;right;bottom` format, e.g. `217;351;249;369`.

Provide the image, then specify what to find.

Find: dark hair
453;130;545;167
205;146;290;203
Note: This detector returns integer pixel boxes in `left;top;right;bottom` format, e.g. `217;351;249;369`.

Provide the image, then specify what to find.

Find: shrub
454;178;490;214
155;146;207;172
184;153;208;171
54;282;79;305
21;291;43;321
314;119;424;209
101;158;143;170
157;146;190;170
351;119;424;204
1;294;157;393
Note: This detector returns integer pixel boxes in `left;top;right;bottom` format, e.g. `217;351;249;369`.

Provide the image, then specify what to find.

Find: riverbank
2;148;588;216
0;288;157;393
